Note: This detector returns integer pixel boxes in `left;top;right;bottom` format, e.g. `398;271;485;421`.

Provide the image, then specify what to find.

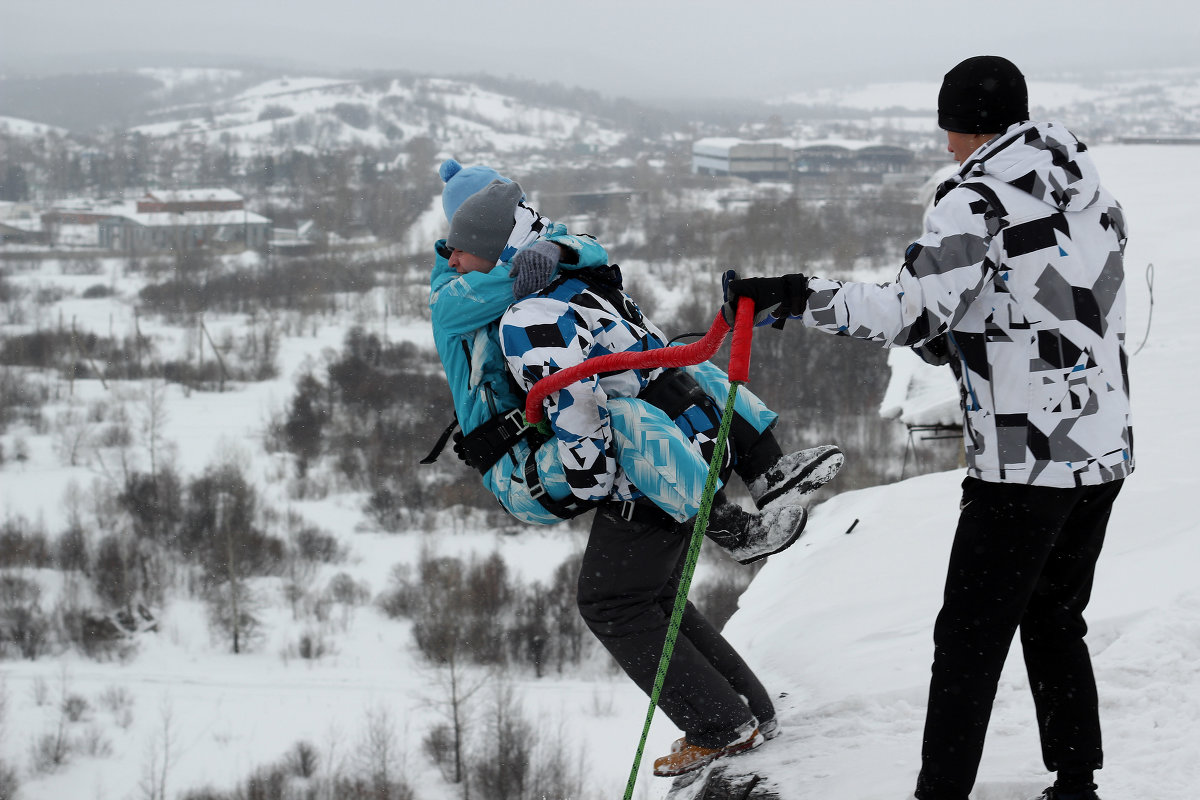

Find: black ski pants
578;503;773;749
914;476;1123;800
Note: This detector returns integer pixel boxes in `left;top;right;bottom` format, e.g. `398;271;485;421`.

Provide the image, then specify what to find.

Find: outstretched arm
723;187;997;349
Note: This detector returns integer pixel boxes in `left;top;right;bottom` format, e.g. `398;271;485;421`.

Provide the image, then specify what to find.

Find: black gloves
511;240;563;299
721;269;811;329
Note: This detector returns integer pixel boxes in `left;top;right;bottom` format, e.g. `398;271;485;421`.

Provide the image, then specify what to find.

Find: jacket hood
945;121;1102;213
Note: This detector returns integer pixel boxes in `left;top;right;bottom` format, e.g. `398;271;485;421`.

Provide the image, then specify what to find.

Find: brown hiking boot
652;722;761;777
666;716;779;754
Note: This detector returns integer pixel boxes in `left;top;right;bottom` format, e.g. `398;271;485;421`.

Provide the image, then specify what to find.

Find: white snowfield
0;144;1196;800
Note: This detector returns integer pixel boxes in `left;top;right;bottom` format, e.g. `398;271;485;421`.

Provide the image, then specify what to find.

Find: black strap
638;368;711;421
521;450;598;520
420;417;461;464
602;497;680;530
453;408;542;474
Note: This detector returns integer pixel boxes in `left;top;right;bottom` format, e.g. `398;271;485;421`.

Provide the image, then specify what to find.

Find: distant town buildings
37;189;271;252
692;137;916;183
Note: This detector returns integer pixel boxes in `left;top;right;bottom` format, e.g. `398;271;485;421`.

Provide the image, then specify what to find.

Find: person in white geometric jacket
723;56;1131;800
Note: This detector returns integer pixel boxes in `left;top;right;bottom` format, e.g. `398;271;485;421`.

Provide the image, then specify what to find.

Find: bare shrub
0;759;18;800
422;723;457;782
325;572;369;606
292;524;342;564
76;724;113;758
0;573;49;659
0;515;54;568
376;563;416;619
140;697;177;800
351;706;413;800
289;630;332;661
99;685;135;729
30;676;49;706
470;683;534;800
92;533;139;610
30;728;71;774
61;692;90;722
285;739;319;779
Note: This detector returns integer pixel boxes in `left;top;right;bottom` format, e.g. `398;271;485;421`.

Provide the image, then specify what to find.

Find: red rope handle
728;296;755;383
524;310;733;424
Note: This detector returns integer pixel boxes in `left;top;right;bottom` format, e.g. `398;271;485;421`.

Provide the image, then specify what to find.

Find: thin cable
1133;262;1154;356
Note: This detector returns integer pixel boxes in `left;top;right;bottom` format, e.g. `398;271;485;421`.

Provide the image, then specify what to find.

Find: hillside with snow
770;69;1200;143
0;67;655;169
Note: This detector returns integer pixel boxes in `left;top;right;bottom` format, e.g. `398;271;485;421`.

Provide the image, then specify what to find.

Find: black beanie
938;56;1028;134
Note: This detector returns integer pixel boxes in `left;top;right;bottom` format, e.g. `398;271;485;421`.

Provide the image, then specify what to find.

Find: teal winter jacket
430;224;608;437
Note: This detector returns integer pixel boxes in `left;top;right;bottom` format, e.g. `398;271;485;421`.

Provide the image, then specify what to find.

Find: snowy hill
0;66;648;168
770;69;1200;142
128;72;633;160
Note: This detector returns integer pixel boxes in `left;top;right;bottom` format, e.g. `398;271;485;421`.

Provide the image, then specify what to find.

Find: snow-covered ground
1;142;1197;800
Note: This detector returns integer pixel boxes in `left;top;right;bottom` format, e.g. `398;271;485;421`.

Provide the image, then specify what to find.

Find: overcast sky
4;0;1196;102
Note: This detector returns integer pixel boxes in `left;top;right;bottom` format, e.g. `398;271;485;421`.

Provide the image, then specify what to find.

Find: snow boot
1029;787;1100;800
653;720;762;777
706;497;807;565
747;445;844;510
667;716;779;755
758;716;780;740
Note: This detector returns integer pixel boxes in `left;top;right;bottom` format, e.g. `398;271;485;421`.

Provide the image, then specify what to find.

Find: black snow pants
578;502;774;749
914;476;1123;800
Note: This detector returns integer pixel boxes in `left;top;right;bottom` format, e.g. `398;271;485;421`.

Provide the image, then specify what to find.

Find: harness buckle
529;478;546;500
503;407;527;432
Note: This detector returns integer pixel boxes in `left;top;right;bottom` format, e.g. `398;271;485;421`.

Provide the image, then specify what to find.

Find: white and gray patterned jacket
800;120;1133;487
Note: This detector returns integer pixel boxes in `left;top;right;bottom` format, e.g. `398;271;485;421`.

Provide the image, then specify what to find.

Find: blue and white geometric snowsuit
430;231;777;525
497;270;776;512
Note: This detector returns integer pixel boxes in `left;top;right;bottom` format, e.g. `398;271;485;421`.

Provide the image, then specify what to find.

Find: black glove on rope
721;270;811;329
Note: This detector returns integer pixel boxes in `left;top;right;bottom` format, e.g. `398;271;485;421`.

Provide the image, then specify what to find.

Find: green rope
621;380;743;800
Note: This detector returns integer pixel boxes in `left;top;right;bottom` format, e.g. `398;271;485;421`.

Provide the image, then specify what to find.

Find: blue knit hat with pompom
439;159;513;222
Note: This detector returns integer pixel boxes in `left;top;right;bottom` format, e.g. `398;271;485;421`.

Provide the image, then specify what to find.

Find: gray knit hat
446;180;523;264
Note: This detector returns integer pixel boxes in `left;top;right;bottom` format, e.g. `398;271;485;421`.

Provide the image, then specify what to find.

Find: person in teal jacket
428;160;842;563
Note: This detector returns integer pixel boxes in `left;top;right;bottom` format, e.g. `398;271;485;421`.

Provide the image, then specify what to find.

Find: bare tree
54;405;93;467
353;705;413;800
140;379;170;484
138;696;176;800
470;682;534;800
0;675;18;799
421;651;489;791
